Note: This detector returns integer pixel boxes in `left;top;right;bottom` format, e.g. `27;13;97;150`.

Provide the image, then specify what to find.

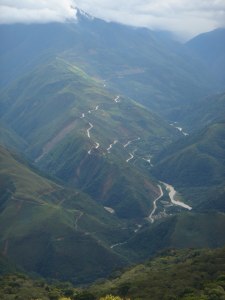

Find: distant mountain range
0;11;222;117
0;10;225;285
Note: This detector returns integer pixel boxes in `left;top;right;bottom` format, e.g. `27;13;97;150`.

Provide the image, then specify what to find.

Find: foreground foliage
89;247;225;300
0;247;225;300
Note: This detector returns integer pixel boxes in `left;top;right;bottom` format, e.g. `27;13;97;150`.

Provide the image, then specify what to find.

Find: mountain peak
76;8;95;22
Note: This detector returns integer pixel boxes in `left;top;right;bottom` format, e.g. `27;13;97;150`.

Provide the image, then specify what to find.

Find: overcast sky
0;0;225;39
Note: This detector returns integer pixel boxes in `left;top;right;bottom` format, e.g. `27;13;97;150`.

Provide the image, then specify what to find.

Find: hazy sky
0;0;225;39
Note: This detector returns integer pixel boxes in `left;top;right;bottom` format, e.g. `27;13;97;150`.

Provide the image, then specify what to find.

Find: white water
162;182;192;210
149;185;164;223
95;142;100;149
80;113;85;119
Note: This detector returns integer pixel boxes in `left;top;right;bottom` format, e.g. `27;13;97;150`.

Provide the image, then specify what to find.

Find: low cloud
0;0;76;24
0;0;225;38
75;0;225;39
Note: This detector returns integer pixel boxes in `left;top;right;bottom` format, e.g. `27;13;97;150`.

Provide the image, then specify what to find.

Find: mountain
0;145;134;284
1;9;225;290
186;28;225;87
0;12;217;117
0;56;180;219
2;143;225;286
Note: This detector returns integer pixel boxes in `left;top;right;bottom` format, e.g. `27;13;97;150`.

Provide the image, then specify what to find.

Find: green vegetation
1;247;224;300
89;247;225;300
0;19;225;298
0;57;177;219
0;146;133;283
181;92;225;131
153;122;225;209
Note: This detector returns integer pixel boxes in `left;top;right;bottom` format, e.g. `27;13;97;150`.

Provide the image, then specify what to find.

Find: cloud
0;0;76;24
0;0;225;38
74;0;225;39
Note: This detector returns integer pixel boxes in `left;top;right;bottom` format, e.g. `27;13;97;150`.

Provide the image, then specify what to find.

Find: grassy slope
0;146;134;284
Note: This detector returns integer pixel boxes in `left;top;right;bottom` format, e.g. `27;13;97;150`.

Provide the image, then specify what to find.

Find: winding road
87;122;93;138
74;211;84;231
126;153;134;163
126;149;137;163
170;122;189;136
107;140;118;152
114;96;120;103
123;137;140;148
110;240;128;249
149;184;164;223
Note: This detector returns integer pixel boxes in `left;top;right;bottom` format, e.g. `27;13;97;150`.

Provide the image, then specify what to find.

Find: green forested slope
1;247;225;300
89;247;225;300
152;122;225;211
0;57;178;219
0;146;133;283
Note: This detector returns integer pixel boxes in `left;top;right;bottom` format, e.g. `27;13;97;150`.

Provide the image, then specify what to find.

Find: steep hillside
181;92;225;131
0;57;179;219
0;123;27;153
1;247;225;300
0;146;133;284
153;122;225;187
119;212;225;262
152;122;225;209
89;247;225;300
186;28;225;86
